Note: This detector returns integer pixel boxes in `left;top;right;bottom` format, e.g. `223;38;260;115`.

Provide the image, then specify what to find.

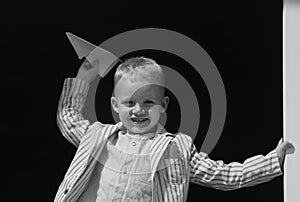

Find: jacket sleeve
189;144;283;191
56;78;100;147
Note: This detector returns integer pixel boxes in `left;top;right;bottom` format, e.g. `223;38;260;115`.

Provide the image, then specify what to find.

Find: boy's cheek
149;105;164;114
148;107;162;125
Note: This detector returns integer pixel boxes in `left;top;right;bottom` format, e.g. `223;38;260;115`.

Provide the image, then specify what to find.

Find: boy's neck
126;125;159;139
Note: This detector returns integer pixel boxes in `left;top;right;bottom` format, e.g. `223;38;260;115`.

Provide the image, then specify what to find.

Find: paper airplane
66;32;121;77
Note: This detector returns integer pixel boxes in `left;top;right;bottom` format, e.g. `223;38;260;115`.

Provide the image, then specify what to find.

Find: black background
1;1;283;201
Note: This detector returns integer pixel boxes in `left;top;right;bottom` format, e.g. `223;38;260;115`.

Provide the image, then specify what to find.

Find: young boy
55;57;295;202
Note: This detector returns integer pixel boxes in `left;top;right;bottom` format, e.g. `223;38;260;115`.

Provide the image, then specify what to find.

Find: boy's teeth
132;117;147;122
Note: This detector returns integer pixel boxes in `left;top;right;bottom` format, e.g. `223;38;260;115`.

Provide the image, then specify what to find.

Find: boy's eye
144;100;155;105
124;101;135;107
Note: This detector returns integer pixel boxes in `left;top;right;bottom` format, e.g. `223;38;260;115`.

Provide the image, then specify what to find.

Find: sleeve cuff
268;149;284;175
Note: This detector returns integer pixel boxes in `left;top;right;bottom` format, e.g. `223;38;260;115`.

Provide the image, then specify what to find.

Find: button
64;189;69;194
131;141;136;146
122;168;127;174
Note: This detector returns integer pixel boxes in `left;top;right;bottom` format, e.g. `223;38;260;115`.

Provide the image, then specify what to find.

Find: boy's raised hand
276;138;295;168
76;59;99;83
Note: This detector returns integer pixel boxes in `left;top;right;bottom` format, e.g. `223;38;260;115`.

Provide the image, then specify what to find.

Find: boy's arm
189;144;283;191
56;59;100;147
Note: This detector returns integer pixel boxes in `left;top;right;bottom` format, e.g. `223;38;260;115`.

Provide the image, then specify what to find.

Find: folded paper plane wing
66;32;121;77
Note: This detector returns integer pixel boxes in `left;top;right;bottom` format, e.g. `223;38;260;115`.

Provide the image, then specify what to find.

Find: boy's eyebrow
120;96;155;102
120;97;132;102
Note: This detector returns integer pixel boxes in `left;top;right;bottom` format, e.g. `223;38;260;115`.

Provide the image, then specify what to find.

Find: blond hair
114;56;164;87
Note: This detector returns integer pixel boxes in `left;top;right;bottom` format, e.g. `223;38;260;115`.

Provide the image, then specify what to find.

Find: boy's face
111;75;168;134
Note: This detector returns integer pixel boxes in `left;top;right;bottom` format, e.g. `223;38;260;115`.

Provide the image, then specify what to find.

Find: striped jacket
54;78;283;202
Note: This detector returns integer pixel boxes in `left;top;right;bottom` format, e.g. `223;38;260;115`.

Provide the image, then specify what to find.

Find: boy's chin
127;124;157;134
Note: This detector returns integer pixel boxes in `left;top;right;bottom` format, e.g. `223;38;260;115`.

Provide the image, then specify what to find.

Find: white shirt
78;130;156;201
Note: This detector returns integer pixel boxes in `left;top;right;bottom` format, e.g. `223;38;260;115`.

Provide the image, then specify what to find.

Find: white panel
283;1;300;202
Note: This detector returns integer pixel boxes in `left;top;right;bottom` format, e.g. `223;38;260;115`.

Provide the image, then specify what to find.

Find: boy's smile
111;75;168;135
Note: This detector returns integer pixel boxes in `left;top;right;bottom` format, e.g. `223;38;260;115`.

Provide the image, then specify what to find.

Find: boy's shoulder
164;131;193;142
163;130;193;154
85;121;120;140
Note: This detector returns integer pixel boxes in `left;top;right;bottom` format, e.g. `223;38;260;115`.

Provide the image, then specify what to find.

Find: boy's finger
277;138;283;146
286;143;295;154
86;46;120;77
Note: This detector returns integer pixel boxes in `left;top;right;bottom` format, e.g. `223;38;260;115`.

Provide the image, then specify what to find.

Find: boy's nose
132;103;144;114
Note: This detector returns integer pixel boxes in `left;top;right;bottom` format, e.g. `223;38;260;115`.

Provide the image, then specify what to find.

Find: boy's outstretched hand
76;59;99;83
276;138;295;168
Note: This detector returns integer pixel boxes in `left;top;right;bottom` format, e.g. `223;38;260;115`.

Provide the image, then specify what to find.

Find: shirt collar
116;122;166;139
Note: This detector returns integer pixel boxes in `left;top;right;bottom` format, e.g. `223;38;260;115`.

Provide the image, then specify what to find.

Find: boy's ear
111;97;119;113
161;96;169;113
